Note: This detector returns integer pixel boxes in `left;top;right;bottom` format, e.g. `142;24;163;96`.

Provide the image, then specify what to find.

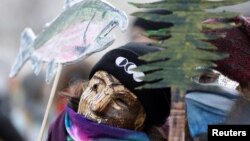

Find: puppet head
78;42;171;130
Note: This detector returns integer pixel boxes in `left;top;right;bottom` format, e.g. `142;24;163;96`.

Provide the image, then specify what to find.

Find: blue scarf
186;86;239;137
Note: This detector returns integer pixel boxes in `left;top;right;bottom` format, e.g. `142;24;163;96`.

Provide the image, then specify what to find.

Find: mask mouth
77;96;108;124
82;110;108;124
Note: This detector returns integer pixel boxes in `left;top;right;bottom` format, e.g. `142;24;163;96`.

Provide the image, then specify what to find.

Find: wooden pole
37;64;63;141
168;89;186;141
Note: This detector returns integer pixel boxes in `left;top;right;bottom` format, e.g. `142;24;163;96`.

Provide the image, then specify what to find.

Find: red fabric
54;95;68;114
208;16;250;85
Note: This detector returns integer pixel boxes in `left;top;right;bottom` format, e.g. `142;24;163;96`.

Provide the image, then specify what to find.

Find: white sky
0;0;249;77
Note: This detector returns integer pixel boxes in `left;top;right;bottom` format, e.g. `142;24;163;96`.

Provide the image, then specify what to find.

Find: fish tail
9;28;36;77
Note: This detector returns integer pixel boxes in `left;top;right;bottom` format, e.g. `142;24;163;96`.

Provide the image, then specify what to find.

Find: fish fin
63;0;83;10
46;60;58;83
9;28;36;77
31;56;43;75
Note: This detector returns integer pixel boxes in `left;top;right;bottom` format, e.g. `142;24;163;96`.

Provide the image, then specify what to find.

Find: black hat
89;42;171;127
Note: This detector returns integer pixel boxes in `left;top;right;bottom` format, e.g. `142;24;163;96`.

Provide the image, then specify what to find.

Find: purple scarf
65;107;150;141
47;107;150;141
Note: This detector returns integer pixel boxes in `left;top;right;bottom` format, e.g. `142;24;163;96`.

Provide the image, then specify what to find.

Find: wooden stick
37;64;63;141
168;101;186;141
168;89;186;141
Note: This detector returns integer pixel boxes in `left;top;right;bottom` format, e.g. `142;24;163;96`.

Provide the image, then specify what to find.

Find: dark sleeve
147;127;168;141
0;114;24;141
47;110;67;141
68;97;80;112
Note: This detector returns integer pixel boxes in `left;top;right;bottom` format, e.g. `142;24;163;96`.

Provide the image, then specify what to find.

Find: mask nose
89;89;112;113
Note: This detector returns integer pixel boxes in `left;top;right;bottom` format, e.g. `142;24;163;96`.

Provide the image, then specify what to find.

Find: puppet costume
47;42;171;141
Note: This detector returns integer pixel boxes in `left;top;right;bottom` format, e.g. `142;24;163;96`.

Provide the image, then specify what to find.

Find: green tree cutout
130;0;249;93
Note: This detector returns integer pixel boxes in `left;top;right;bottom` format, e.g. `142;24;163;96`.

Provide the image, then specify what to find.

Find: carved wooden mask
78;71;146;130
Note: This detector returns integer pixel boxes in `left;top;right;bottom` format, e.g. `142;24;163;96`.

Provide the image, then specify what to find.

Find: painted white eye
115;56;145;82
127;64;137;74
115;56;128;67
133;72;145;82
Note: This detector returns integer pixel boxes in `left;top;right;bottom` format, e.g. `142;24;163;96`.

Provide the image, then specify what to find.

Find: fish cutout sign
9;0;128;83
